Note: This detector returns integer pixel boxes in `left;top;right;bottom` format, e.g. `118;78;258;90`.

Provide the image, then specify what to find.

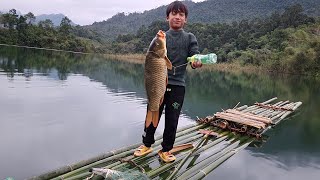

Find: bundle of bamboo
29;97;302;180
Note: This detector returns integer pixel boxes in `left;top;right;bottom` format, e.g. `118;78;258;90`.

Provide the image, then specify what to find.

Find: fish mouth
157;30;166;39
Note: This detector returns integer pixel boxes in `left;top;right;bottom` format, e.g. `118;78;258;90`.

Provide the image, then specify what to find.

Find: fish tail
152;110;160;127
145;110;160;128
145;110;153;128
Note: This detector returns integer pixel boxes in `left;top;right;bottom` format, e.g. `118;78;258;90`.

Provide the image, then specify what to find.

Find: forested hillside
100;4;320;75
83;0;320;40
0;9;94;52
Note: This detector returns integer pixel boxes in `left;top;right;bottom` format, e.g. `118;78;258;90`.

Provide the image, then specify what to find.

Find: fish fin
152;110;160;128
145;110;153;128
160;96;164;107
166;76;168;86
165;56;172;70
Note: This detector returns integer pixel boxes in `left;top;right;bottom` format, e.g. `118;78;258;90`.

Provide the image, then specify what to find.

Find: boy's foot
158;150;176;163
134;145;153;157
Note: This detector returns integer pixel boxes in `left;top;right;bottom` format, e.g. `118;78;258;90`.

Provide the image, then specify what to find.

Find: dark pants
143;84;185;152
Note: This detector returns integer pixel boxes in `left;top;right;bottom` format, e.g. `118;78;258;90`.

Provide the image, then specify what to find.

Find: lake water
0;46;319;180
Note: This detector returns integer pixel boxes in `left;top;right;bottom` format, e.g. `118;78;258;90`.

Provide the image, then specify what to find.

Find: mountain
35;13;77;26
83;0;320;40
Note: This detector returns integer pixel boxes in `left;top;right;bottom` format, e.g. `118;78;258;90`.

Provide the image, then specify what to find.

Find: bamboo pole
215;113;266;129
270;103;296;121
111;132;203;170
225;109;272;124
268;103;294;118
176;139;240;180
253;101;287;115
166;134;210;180
256;101;288;117
30;123;200;180
65;132;205;180
275;102;302;125
241;97;277;113
146;132;231;179
188;138;253;180
52;123;204;179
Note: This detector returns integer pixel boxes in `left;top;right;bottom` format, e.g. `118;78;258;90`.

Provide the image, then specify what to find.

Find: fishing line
172;62;188;75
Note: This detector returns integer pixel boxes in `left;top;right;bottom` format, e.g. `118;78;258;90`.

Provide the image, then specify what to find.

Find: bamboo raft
29;97;302;180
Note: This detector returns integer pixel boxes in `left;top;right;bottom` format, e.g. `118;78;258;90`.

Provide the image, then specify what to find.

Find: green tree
24;12;35;25
3;9;18;29
38;19;54;30
59;16;72;35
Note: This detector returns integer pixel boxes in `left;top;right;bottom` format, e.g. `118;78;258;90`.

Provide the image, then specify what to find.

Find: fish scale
145;55;168;111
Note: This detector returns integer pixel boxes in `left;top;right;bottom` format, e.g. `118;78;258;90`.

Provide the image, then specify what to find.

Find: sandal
158;150;176;163
134;145;153;157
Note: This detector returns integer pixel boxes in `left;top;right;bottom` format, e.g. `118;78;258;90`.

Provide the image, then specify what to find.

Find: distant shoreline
0;44;313;77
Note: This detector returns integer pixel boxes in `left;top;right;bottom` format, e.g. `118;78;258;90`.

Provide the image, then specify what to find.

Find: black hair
166;1;188;18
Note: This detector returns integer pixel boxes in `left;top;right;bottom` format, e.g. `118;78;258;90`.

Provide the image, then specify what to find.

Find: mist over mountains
0;10;76;26
35;14;76;26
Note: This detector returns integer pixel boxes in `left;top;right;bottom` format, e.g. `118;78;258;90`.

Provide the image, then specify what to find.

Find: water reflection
0;46;319;180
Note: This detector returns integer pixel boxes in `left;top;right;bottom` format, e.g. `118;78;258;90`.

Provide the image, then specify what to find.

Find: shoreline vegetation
0;43;317;78
103;53;274;76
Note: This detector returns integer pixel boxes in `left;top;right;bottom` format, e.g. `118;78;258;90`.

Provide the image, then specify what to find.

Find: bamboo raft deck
30;97;302;180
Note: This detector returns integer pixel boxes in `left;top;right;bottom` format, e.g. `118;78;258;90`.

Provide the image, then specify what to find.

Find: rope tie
85;173;95;180
200;169;207;176
67;164;73;171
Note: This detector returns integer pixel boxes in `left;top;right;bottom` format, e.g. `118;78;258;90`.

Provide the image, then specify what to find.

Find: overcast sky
0;0;205;25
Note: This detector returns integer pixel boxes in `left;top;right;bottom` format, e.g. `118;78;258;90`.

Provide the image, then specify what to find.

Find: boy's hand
191;60;202;69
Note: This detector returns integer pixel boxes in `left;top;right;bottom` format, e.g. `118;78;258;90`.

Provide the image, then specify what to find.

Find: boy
134;1;202;163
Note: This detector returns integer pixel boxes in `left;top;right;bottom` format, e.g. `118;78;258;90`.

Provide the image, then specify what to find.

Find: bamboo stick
270;103;296;121
53;124;204;179
225;109;272;124
252;101;285;115
111;132;203;170
256;101;288;117
64;132;205;180
261;102;302;136
268;103;292;118
236;105;247;111
255;101;293;111
188;138;253;180
166;134;210;180
215;113;266;129
176;139;240;180
67;130;208;180
30;123;200;180
146;132;231;179
275;102;302;125
241;97;277;113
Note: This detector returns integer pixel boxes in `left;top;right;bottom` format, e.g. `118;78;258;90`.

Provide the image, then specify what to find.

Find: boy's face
166;11;187;30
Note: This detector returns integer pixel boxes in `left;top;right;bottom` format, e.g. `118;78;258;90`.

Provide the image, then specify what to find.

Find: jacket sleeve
188;33;200;57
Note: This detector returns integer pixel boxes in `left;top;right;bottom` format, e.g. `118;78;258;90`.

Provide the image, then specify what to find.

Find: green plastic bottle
187;53;217;64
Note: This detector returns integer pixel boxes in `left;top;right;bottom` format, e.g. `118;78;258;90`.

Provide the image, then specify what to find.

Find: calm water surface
0;46;319;180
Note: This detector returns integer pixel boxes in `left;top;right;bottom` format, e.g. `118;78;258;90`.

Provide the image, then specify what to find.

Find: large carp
144;30;172;128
